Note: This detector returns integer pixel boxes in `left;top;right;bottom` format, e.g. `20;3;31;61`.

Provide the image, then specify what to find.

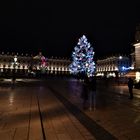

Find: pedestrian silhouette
88;76;96;111
81;77;88;110
11;72;16;88
127;78;134;99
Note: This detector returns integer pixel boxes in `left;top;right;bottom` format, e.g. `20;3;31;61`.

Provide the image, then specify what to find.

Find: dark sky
0;1;140;58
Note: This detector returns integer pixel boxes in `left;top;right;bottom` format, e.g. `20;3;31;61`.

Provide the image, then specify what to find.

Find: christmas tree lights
69;35;95;77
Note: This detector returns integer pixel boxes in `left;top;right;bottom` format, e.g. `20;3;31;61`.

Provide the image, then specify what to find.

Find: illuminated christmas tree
40;56;47;72
69;35;95;77
33;52;48;73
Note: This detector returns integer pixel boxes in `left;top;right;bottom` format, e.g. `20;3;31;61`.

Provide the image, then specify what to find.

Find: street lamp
14;56;17;63
13;55;18;72
119;56;122;59
12;55;18;85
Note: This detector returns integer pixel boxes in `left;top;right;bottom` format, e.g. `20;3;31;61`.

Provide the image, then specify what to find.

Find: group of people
81;76;134;111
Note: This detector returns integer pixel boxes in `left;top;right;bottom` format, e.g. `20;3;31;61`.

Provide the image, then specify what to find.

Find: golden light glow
134;43;140;48
136;72;140;82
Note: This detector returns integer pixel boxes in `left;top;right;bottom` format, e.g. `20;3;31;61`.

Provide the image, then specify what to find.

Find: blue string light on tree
69;35;95;77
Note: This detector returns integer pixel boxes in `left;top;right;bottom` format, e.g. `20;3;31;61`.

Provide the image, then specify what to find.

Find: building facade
133;24;140;82
134;43;140;69
96;55;131;78
0;52;32;76
133;24;140;69
46;57;71;75
0;52;71;77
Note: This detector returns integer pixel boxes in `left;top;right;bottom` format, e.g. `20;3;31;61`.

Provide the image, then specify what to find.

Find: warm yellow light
134;43;140;48
136;72;140;82
115;67;118;71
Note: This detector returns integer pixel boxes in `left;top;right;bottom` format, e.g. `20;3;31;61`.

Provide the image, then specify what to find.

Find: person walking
81;77;89;110
88;76;96;111
127;78;134;99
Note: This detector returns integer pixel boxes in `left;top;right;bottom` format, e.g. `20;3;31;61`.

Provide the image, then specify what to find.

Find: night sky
1;1;140;59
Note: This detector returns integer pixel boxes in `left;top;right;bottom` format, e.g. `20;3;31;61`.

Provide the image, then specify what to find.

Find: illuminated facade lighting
133;42;140;69
136;72;140;82
96;55;130;77
134;43;140;48
0;52;71;75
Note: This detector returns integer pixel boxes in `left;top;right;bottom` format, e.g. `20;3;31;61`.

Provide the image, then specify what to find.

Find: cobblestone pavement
0;78;140;140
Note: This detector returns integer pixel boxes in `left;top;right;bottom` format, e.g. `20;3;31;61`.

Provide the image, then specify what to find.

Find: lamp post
12;55;18;85
14;56;17;64
13;55;17;73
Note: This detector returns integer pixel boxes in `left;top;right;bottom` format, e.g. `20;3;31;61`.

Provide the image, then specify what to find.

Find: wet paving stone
0;78;140;139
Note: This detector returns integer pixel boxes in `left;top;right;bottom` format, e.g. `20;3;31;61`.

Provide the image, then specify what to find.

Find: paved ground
0;77;140;140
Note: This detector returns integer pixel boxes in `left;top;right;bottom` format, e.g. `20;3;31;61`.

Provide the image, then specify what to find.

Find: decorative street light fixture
14;55;17;63
11;55;18;85
12;55;18;72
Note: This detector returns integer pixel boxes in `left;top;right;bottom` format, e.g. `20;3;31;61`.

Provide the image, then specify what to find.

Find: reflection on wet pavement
0;77;140;139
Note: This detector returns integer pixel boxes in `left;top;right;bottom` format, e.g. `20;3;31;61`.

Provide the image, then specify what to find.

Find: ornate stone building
133;24;140;70
0;52;32;76
133;24;140;82
0;52;71;77
96;55;130;78
46;57;71;75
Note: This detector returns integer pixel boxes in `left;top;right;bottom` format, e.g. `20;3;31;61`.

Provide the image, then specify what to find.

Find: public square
1;1;140;140
0;77;140;140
